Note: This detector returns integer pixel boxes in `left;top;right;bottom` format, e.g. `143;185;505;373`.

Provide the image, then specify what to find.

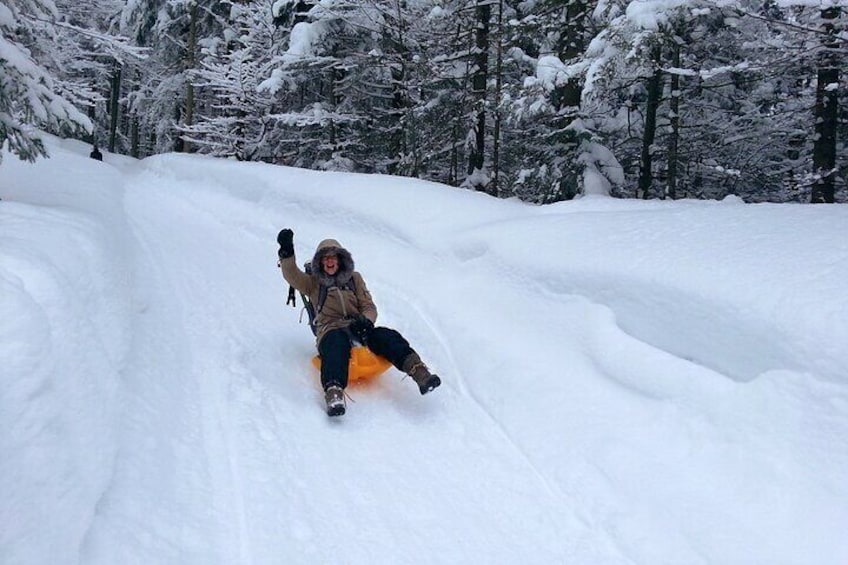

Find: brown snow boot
402;353;441;395
324;385;346;417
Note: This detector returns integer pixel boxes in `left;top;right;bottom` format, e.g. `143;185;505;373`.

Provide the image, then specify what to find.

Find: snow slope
2;137;847;565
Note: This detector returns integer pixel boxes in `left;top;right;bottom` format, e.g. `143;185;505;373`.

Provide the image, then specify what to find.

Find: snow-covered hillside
2;137;847;564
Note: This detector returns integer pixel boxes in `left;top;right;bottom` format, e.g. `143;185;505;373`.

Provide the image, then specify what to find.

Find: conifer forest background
2;0;846;203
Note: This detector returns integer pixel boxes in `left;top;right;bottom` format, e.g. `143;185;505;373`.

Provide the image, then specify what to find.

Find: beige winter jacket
280;238;377;344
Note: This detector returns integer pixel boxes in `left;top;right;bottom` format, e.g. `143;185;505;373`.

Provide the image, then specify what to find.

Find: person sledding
277;229;441;416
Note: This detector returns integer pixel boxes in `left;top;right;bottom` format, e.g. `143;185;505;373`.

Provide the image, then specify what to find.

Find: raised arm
277;229;313;294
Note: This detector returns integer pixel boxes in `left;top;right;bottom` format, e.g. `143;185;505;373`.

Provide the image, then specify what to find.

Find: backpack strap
291;262;358;337
302;262;319;336
315;275;355;315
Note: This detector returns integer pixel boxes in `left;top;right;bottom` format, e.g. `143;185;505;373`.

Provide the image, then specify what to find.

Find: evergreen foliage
1;0;91;162
3;0;845;203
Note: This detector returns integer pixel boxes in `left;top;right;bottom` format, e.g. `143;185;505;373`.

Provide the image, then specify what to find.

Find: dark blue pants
317;327;414;389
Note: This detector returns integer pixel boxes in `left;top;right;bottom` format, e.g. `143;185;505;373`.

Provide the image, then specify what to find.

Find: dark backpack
287;262;356;336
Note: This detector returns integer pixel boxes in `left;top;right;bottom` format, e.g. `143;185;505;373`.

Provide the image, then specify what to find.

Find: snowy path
82;156;848;564
4;143;848;565
78;161;614;564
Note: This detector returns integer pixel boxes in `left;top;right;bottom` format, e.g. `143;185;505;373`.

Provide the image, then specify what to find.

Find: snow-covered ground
2;136;847;565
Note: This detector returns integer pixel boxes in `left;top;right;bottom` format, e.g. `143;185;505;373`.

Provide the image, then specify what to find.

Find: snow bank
0;139;132;563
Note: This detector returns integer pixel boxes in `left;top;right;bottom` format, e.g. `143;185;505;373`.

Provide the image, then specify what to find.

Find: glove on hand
277;229;294;258
349;315;375;344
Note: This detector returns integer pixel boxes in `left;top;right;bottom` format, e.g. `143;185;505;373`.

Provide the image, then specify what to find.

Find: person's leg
367;327;441;394
366;327;413;368
318;328;352;389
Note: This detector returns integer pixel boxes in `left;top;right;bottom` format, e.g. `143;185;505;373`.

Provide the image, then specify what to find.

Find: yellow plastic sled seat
312;346;392;382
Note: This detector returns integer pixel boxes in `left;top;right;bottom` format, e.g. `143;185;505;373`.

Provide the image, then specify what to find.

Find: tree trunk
551;0;587;113
87;103;96;146
450;113;459;186
667;42;681;200
392;0;414;175
331;65;344;149
182;1;198;153
491;0;503;197
639;45;663;199
468;0;490;193
811;6;840;204
549;0;589;200
108;63;122;153
130;114;139;158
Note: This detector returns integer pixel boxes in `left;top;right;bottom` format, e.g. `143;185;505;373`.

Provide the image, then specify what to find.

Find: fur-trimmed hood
311;238;354;287
279;237;377;344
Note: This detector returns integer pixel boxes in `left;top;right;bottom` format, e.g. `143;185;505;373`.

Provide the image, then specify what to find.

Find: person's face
322;254;339;275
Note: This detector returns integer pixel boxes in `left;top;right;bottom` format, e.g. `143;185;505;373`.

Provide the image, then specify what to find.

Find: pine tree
1;0;92;162
581;1;822;201
260;0;379;170
182;0;278;160
120;0;230;155
501;0;619;202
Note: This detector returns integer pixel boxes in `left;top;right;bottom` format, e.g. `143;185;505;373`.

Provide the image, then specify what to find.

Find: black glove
277;229;294;258
349;315;374;344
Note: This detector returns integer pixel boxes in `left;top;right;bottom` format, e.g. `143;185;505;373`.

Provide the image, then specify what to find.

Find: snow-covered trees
118;0;230;155
500;0;616;202
1;0;92;162
181;0;279;160
3;0;845;203
258;0;380;169
581;0;846;202
0;0;144;162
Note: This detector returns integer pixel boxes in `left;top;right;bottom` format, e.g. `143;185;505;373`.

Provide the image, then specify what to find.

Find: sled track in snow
378;282;575;512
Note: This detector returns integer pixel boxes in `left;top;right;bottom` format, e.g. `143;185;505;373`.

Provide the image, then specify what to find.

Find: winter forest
1;0;846;204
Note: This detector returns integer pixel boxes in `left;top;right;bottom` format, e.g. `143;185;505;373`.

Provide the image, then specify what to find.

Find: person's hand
349;315;374;344
277;229;294;258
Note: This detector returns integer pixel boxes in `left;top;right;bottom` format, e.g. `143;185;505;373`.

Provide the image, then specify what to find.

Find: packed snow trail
3;142;848;565
71;154;848;564
78;157;613;564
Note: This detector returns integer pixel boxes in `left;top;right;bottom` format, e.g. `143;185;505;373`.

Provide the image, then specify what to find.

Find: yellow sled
312;346;392;382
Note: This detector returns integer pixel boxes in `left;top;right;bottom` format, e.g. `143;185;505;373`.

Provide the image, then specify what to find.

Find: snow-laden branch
20;15;149;63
